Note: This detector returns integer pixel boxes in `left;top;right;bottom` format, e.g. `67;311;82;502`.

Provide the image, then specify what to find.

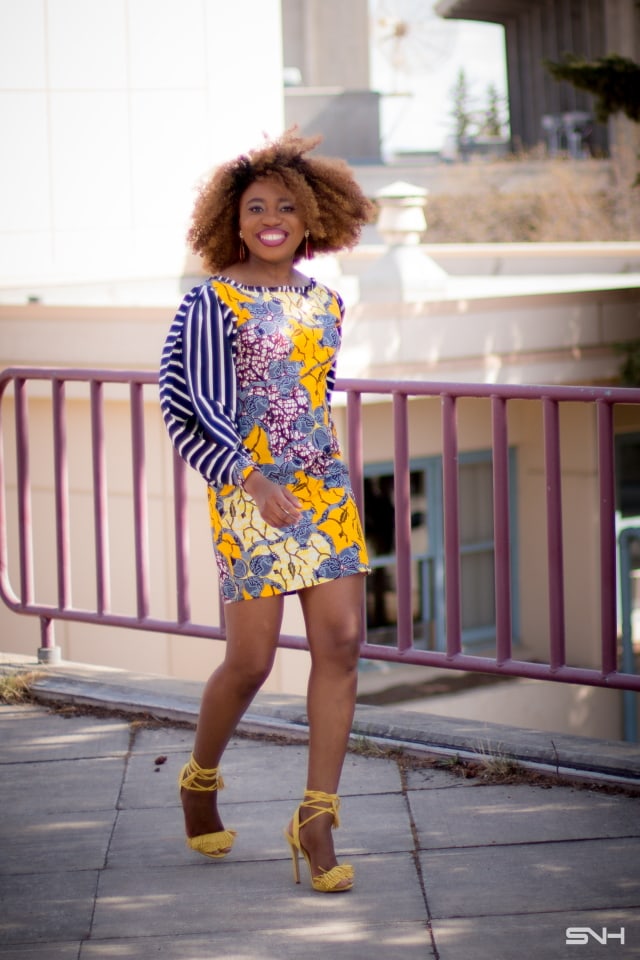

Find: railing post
441;393;462;658
130;381;150;620
38;615;61;664
492;395;512;664
393;392;413;651
543;397;566;671
346;388;367;647
52;377;71;610
15;377;34;607
91;380;111;614
597;399;618;676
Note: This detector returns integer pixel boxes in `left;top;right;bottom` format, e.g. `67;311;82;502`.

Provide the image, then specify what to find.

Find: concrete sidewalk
1;658;640;959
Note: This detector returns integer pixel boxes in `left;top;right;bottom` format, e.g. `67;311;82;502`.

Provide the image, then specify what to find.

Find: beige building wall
4;256;639;741
0;0;306;687
0;384;313;693
3;356;634;736
281;0;370;87
2;244;639;737
352;393;637;675
0;0;285;288
281;0;380;163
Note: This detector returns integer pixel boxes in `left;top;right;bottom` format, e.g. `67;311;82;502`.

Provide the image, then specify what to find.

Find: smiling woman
185;129;373;273
236;178;307;282
159;129;375;894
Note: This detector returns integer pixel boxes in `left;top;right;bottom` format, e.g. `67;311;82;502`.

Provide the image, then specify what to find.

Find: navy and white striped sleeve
159;282;255;487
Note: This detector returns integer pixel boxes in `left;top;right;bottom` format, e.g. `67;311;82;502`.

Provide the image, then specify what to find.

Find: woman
159;130;374;893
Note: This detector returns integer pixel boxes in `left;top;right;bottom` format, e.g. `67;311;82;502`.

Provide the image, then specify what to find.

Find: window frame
363;448;519;651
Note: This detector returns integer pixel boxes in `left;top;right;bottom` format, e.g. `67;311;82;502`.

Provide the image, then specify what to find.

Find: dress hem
220;566;370;604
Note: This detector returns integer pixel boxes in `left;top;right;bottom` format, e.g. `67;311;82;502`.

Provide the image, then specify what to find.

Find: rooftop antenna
372;0;456;92
371;0;459;153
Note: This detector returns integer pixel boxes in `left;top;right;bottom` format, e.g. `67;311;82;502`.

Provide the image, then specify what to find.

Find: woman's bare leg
295;574;365;878
182;593;284;838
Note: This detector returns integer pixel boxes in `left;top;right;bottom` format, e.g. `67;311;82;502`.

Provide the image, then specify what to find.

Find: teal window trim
363;448;520;652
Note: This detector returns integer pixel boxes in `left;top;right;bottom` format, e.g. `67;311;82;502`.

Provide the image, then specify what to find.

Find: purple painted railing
1;365;639;691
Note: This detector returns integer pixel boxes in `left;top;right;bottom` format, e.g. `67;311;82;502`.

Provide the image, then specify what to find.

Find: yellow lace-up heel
178;754;237;859
284;789;354;893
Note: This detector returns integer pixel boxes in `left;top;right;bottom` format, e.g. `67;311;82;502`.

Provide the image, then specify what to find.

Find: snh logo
565;927;626;946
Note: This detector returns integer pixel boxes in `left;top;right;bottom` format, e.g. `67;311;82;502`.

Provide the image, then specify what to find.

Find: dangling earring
239;231;246;263
304;229;311;260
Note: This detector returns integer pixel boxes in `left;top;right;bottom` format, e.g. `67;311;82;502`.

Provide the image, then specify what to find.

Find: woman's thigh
299;574;366;664
222;593;285;676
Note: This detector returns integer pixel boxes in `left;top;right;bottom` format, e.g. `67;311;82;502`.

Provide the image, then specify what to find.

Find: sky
369;0;508;154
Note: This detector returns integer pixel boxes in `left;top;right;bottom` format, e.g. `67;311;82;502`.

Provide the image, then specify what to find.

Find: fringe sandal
178;753;236;859
284;789;354;892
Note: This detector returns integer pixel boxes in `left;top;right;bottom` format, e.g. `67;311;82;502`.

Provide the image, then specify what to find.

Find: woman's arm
159;283;255;487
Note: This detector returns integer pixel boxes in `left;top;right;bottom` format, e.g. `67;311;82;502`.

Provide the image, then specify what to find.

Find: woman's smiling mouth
258;230;288;246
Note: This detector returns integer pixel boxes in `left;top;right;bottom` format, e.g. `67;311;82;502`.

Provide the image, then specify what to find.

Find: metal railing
1;365;639;692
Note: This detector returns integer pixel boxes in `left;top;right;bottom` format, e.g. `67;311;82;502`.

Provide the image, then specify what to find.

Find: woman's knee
334;624;361;669
221;653;274;698
301;576;364;670
311;615;361;672
221;595;282;693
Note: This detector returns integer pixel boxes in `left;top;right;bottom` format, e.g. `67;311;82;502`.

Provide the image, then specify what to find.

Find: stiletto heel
178;753;237;859
285;833;301;884
283;789;354;893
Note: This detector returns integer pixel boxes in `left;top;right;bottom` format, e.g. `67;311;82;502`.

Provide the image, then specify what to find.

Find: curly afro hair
187;129;376;272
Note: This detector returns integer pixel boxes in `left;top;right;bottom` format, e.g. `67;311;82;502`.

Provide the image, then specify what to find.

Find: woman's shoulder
177;279;216;307
171;280;232;332
312;280;344;312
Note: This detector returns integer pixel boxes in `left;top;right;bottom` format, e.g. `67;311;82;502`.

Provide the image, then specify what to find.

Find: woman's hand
243;470;302;528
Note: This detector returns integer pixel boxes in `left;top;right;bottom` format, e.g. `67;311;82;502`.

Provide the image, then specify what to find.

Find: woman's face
238;176;306;266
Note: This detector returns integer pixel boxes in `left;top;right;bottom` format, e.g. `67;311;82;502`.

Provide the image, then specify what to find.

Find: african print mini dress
159;276;369;603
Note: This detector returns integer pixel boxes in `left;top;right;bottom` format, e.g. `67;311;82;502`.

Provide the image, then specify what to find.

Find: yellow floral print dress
206;277;369;602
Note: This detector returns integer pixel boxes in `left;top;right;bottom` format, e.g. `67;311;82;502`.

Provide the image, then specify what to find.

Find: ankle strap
301;789;341;828
180;754;224;792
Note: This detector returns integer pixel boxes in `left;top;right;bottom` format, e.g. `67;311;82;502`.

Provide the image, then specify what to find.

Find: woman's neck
223;259;308;287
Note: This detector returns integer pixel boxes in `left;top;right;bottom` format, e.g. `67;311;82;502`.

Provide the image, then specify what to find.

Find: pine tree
481;83;505;137
451;68;474;151
544;53;640;123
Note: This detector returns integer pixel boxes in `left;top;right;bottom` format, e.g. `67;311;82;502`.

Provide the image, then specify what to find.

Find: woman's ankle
181;788;224;837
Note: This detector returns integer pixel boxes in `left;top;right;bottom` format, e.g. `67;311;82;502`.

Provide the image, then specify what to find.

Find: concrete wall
284;89;382;163
337;276;640;386
2;385;631;738
281;0;370;88
281;0;381;163
402;676;624;742
351;393;639;678
0;383;313;693
0;0;284;288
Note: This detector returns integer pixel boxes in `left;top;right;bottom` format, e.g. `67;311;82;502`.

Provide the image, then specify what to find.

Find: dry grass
471;751;528;784
0;672;41;704
422;149;640;243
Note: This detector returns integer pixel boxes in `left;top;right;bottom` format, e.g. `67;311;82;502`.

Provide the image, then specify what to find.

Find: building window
615;432;640;519
363;450;518;651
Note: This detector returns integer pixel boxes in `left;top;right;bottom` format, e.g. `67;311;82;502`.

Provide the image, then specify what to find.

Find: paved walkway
1;658;640;959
